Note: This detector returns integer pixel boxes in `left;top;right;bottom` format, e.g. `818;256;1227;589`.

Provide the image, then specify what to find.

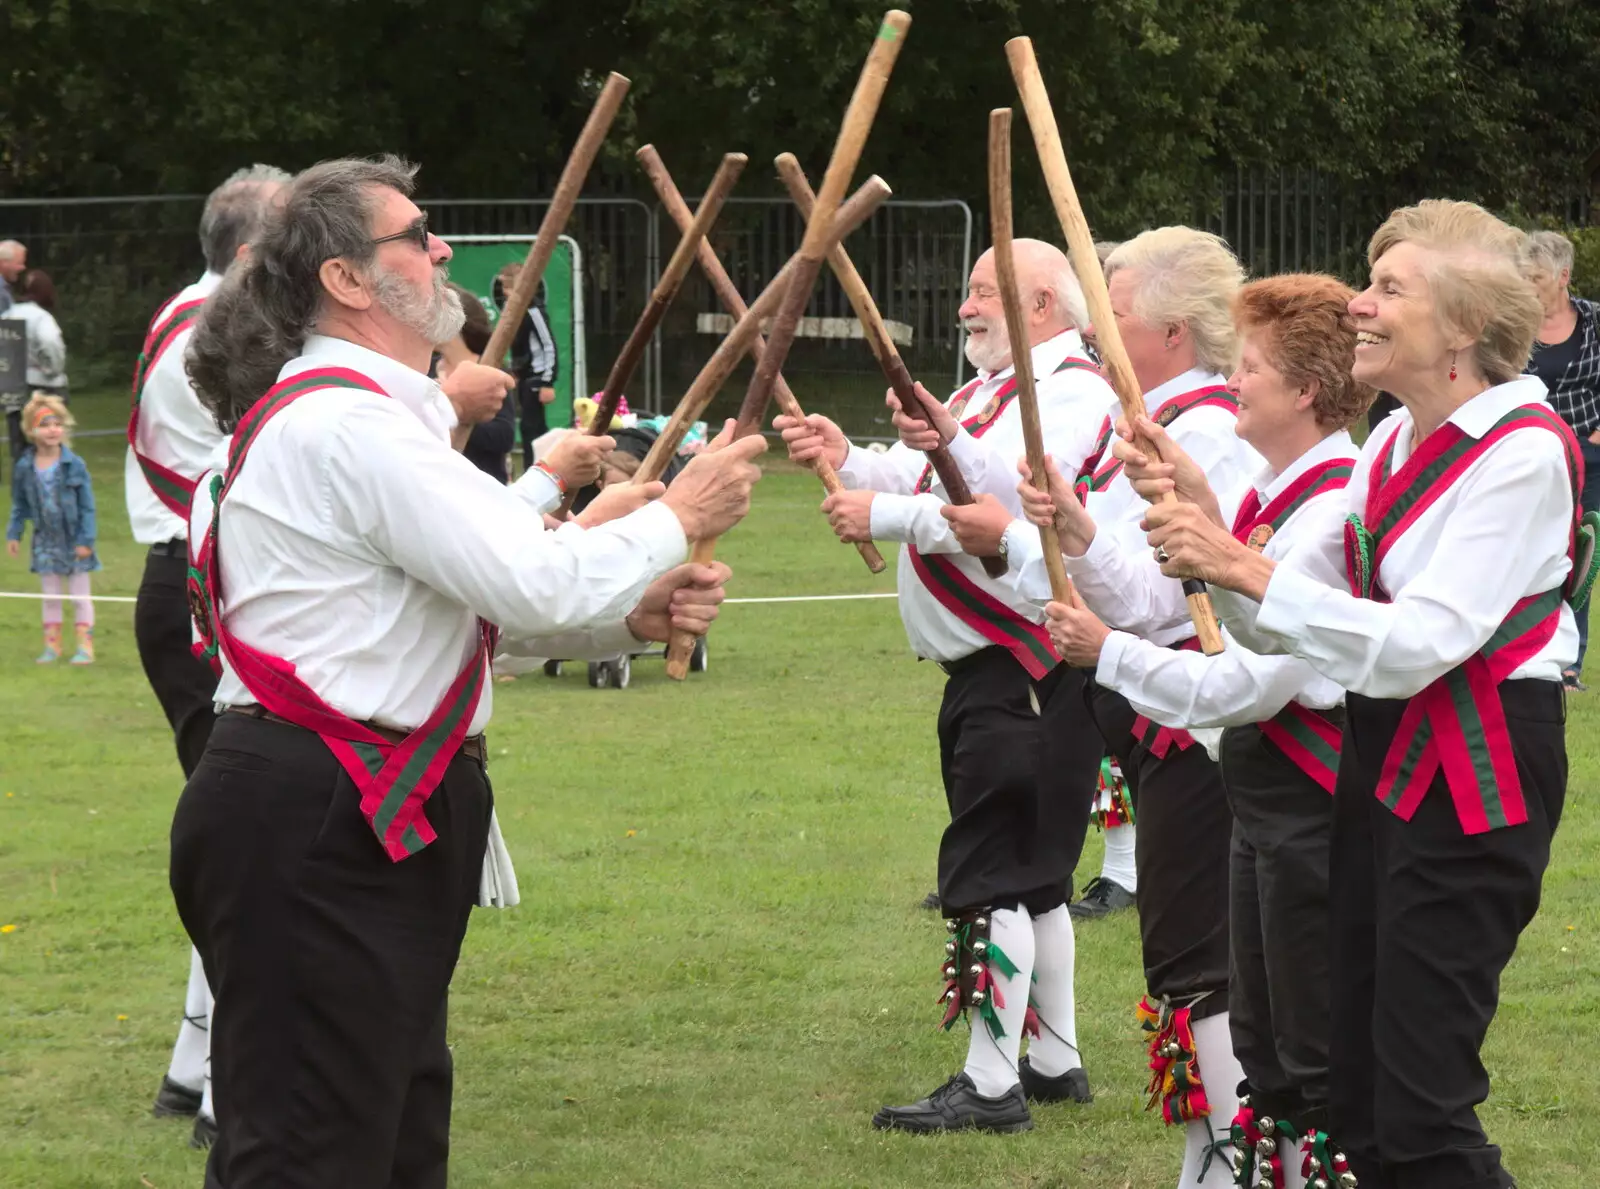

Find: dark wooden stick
638;146;886;574
630;177;892;487
557;151;746;515
775;153;1006;580
666;9;912;679
480;72;630;368
1006;36;1224;654
988;108;1076;607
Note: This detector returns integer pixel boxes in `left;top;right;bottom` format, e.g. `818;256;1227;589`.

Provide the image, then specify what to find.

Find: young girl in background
6;393;99;663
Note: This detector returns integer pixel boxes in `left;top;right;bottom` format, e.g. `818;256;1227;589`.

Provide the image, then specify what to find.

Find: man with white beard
169;156;765;1188
775;240;1116;1134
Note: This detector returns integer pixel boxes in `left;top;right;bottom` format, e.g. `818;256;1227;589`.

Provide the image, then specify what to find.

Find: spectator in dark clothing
1521;230;1600;688
493;262;559;470
434;284;516;483
1365;391;1401;434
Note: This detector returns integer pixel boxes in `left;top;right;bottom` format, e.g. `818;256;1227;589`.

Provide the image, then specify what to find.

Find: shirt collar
291;334;459;441
1444;375;1551;438
975;328;1090;384
1144;367;1227;415
1253;429;1357;505
195;271;225;297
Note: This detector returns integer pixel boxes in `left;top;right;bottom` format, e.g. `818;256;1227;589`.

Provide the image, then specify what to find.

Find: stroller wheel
689;637;709;673
611;656;632;689
543;660;563;678
587;661;605;688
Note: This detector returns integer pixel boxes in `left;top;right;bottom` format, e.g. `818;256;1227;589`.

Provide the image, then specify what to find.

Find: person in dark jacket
437;284;516;483
493;263;559;469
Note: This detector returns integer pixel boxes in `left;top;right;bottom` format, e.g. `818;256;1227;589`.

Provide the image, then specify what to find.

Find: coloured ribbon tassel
1136;997;1210;1124
1093;755;1134;829
1301;1128;1358;1188
937;919;1020;1040
1229;1100;1300;1188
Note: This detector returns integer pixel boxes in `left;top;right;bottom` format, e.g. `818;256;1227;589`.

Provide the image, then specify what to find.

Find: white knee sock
1100;821;1138;892
200;1050;215;1123
166;947;211;1092
961;907;1035;1097
1178;1012;1244;1188
1276;1135;1310;1189
1023;905;1081;1077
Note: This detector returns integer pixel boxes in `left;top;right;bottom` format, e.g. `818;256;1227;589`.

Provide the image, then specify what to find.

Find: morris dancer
1145;200;1593;1189
970;227;1261;1186
126;166;289;1147
170;155;763;1188
1028;275;1374;1187
778;239;1114;1133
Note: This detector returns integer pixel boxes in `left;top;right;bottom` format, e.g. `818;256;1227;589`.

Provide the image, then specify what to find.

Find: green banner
447;237;581;434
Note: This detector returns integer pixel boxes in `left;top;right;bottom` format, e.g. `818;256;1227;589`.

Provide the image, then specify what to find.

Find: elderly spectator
0;240;26;313
1521;230;1600;688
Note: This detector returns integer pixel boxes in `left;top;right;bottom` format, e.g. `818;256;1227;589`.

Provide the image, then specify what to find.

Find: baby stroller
543;424;708;688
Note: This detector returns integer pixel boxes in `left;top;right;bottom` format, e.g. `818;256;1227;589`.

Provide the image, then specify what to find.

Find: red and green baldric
1129;637;1204;758
128;295;207;518
188;366;497;862
1074;383;1236;505
909;356;1100;680
1344;404;1597;834
1231;457;1354;793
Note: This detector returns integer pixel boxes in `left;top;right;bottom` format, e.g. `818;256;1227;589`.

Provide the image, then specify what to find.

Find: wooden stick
666;10;912;680
480;72;630;368
639;146;886;574
987;108;1075;608
557;150;746;516
775;153;1006;580
1005;36;1224;654
631;176;892;487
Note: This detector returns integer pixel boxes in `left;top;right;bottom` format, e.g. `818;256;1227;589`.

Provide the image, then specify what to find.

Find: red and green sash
128;296;207;518
1073;384;1236;504
188;366;496;862
1231;456;1354;793
1343;405;1582;833
1130;638;1204;758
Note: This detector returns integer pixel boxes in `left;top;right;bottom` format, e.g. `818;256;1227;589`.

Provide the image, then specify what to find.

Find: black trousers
171;714;493;1189
1330;682;1564;1189
1088;682;1231;1016
519;389;549;470
1219;723;1334;1128
937;648;1101;914
134;548;220;777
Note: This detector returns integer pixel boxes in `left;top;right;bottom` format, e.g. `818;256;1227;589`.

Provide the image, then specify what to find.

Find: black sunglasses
370;214;431;252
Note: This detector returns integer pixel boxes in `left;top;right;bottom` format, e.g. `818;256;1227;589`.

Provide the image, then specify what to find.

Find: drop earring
1449;350;1458;382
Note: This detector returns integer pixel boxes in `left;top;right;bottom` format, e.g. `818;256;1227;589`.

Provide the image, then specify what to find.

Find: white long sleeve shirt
1096;432;1354;730
199;334;688;734
1009;368;1266;644
125;272;226;544
834;329;1119;663
1215;377;1576;697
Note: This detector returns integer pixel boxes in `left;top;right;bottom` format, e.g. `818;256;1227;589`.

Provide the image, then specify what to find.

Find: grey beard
373;264;464;346
963;327;1012;373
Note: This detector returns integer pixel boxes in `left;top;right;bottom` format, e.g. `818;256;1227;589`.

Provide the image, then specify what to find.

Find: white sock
1023;905;1081;1077
961;907;1035;1098
1178;1012;1244;1188
166;947;211;1092
1277;1134;1309;1189
1100;821;1138;892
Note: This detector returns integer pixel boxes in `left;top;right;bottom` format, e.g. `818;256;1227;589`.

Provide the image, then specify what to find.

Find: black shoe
919;889;941;911
191;1112;218;1150
871;1071;1033;1134
152;1075;202;1119
1017;1056;1093;1104
1068;876;1134;920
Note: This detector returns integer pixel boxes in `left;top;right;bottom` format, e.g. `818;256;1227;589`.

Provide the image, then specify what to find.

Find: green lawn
2;390;1599;1188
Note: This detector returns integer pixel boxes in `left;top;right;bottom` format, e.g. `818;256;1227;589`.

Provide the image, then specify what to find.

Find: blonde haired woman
1146;200;1589;1188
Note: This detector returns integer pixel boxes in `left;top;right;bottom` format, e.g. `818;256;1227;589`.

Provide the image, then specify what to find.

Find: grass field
3;389;1600;1188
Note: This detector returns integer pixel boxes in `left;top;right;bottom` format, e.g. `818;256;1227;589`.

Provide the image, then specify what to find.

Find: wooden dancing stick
987;109;1076;608
664;9;912;680
776;153;1007;581
480;72;630;368
630;177;893;487
638;146;886;574
556;150;747;516
1005;36;1225;654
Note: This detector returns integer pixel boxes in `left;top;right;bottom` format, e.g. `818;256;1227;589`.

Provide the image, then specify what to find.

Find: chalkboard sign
0;319;25;402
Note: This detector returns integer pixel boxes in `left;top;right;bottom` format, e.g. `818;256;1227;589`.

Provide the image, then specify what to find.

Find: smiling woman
1141;199;1591;1189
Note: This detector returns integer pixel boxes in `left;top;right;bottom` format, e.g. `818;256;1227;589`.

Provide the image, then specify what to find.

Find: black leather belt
226;703;488;764
148;538;187;558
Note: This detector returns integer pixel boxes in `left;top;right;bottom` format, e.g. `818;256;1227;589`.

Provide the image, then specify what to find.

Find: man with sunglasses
168;155;763;1189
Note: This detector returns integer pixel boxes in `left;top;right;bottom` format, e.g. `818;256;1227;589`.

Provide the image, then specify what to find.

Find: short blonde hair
1105;228;1244;375
1368;200;1540;385
21;392;72;443
1520;229;1575;286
